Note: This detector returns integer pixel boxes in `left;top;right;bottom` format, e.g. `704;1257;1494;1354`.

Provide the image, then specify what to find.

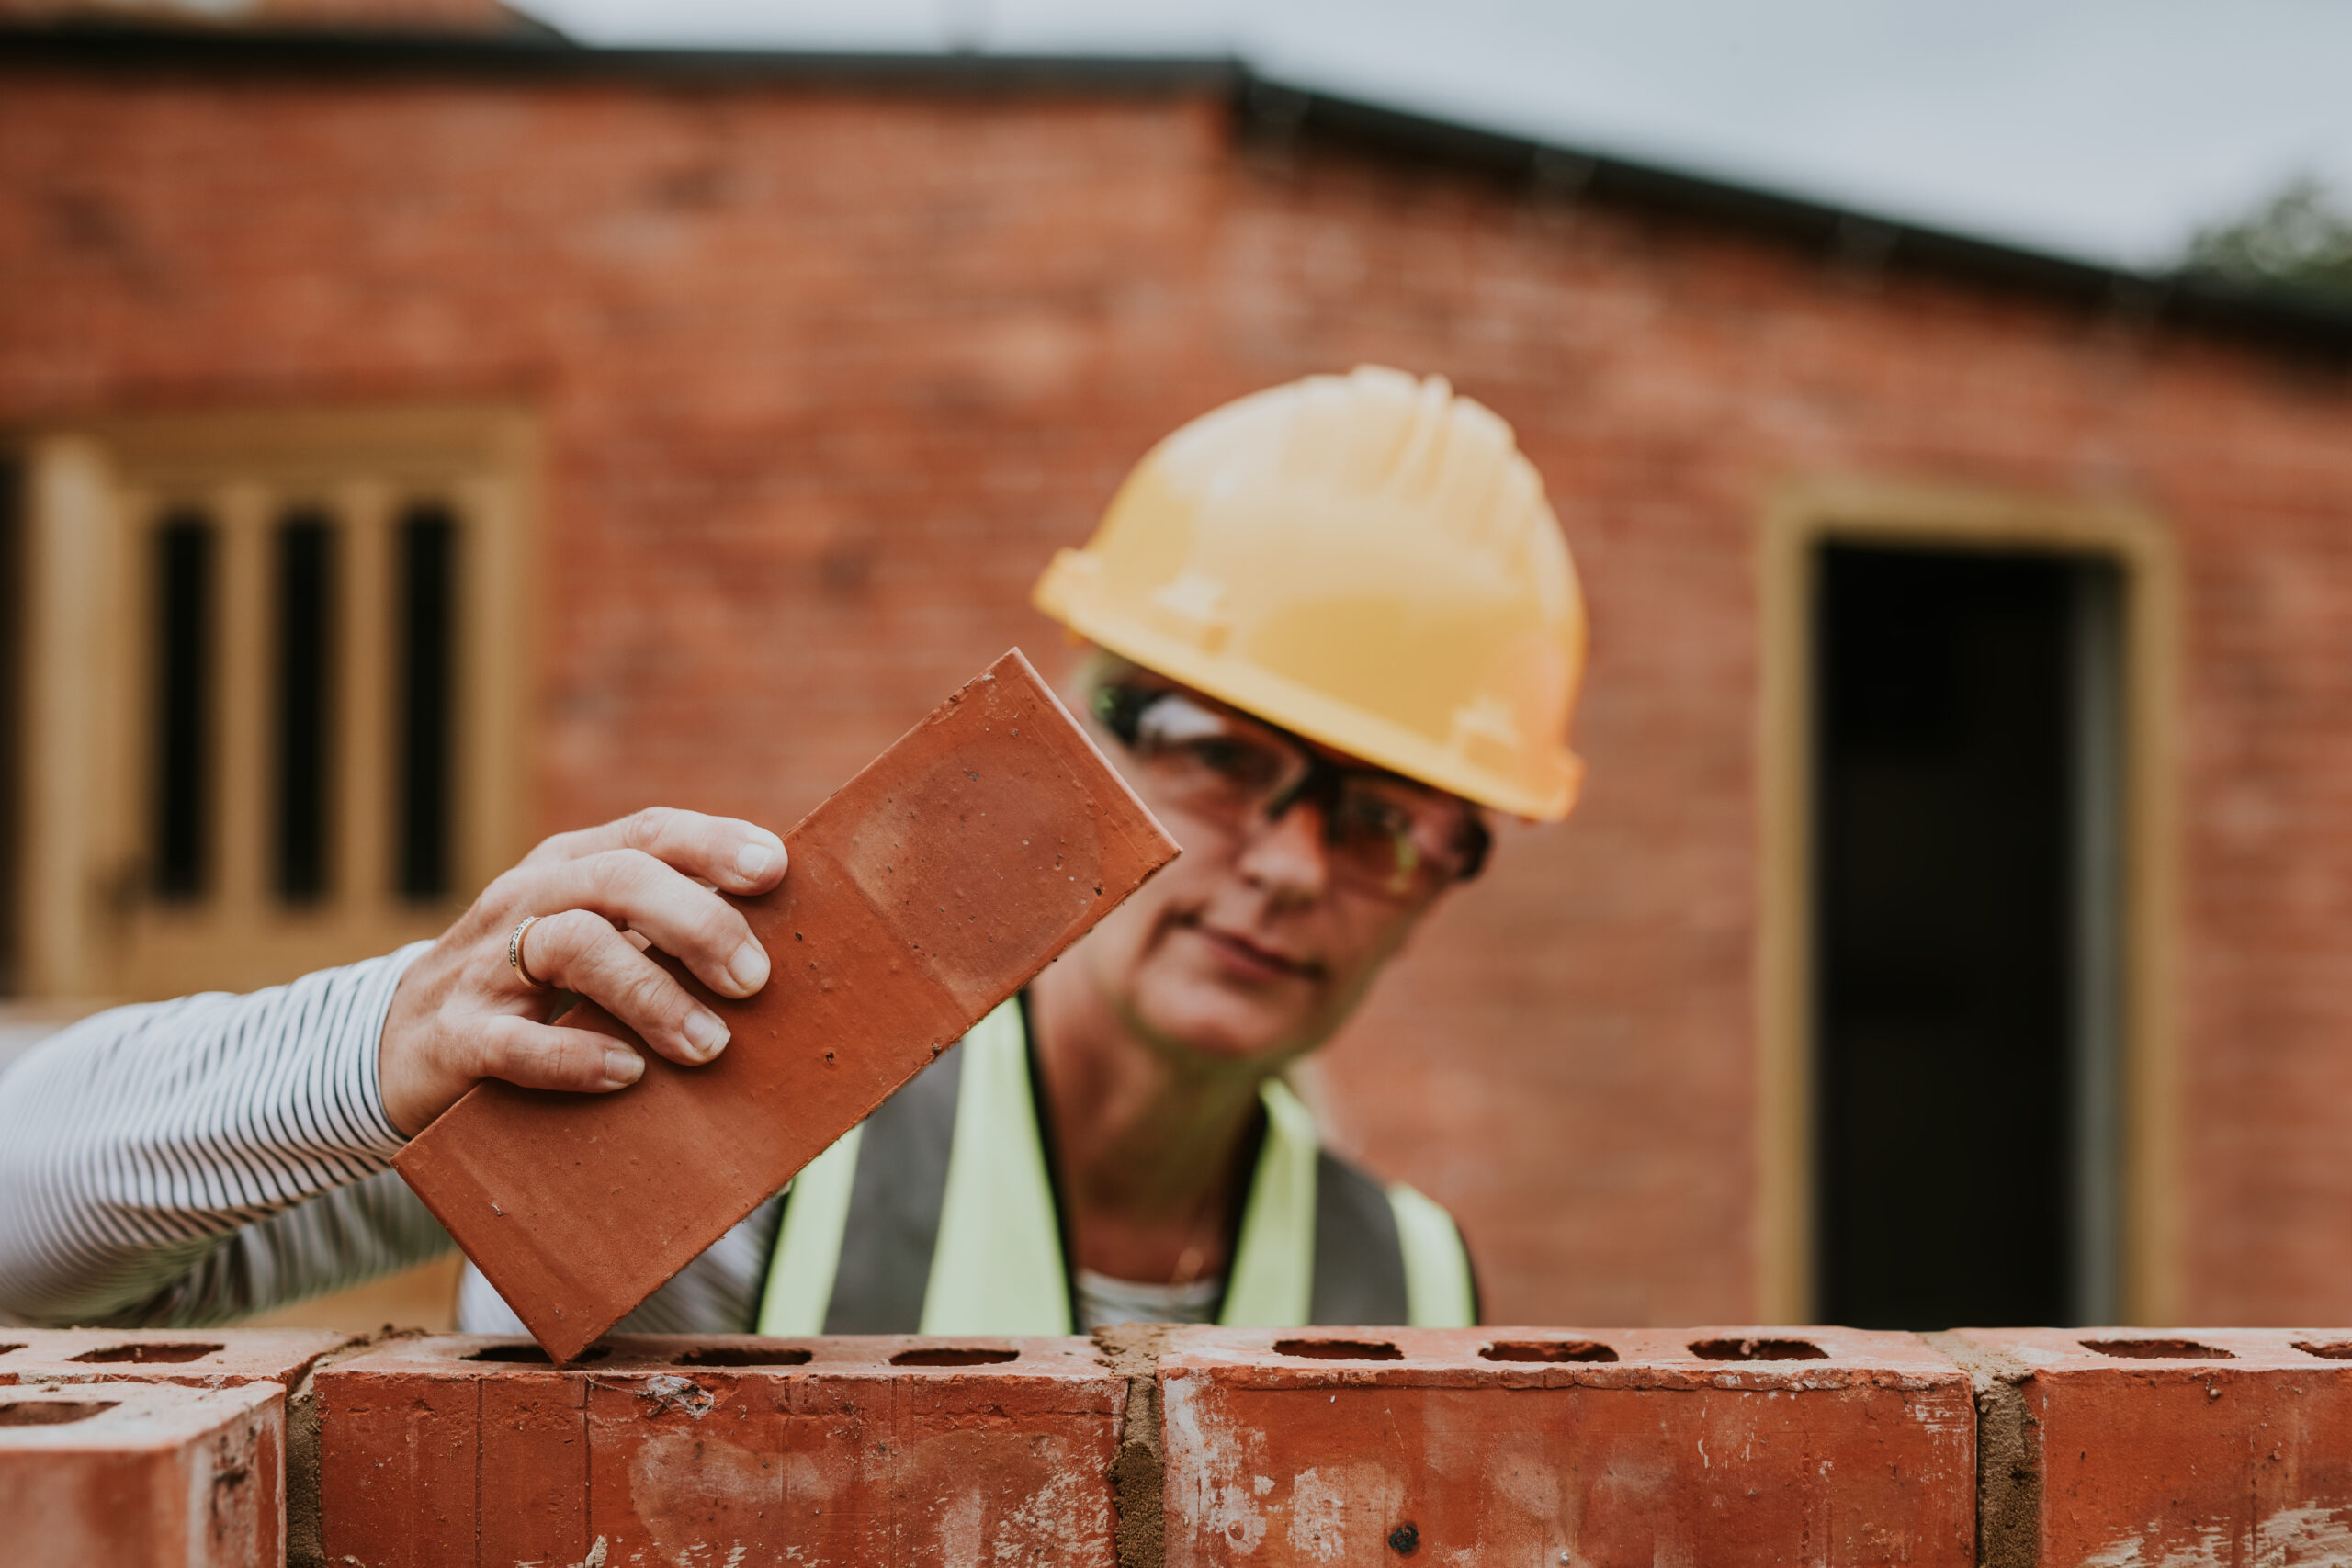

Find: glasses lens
1125;692;1303;817
1328;778;1477;893
1098;682;1486;894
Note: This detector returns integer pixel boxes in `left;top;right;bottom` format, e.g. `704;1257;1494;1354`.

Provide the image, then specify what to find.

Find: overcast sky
515;0;2352;271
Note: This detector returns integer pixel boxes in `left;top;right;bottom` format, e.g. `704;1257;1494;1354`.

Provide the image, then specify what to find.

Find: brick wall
13;1325;2352;1565
5;50;2352;1325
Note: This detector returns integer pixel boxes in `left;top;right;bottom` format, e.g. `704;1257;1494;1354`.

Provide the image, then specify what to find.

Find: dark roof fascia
1243;79;2352;361
0;20;1238;95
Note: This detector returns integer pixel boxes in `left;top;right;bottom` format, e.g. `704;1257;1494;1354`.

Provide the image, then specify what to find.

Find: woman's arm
0;806;790;1326
0;946;425;1325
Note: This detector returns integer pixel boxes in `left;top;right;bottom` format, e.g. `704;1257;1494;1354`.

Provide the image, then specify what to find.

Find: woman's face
1059;670;1476;1071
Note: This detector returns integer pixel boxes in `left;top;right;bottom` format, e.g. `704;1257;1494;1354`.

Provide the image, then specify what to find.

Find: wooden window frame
12;404;537;1001
1756;479;2181;1325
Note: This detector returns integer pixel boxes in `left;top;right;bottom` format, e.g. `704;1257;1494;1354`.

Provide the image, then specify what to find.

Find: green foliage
2183;175;2352;299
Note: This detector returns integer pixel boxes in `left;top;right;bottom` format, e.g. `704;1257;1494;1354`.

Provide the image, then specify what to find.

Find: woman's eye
1335;794;1411;840
1189;739;1274;785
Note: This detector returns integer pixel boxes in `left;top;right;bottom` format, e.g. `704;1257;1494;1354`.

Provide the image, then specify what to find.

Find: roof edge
2;22;2345;356
0;18;1239;90
1244;79;2352;359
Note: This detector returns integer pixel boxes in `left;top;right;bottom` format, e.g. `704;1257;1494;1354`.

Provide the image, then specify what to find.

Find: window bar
152;513;214;900
396;504;457;901
274;511;337;902
0;457;21;994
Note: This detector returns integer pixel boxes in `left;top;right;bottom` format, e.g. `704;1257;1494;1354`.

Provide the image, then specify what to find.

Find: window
9;408;535;1000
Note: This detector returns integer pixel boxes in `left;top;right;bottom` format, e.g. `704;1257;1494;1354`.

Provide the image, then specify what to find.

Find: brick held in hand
394;648;1179;1362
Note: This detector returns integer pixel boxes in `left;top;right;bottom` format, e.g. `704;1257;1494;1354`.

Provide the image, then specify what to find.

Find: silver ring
507;914;550;990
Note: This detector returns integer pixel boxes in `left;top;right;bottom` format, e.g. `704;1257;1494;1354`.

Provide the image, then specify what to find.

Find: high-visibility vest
756;998;1476;1335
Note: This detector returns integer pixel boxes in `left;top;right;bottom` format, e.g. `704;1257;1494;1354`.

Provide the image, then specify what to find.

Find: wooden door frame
1756;478;2181;1325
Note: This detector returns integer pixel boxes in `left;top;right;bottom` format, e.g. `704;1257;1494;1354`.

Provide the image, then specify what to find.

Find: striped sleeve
0;942;438;1326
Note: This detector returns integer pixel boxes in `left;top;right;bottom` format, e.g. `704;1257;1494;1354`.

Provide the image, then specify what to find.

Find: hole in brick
1273;1338;1406;1361
1688;1337;1827;1362
1480;1339;1619;1364
0;1345;22;1358
888;1347;1019;1367
2081;1338;2233;1360
2294;1341;2352;1361
673;1346;814;1368
462;1344;612;1365
69;1341;224;1365
0;1401;119;1427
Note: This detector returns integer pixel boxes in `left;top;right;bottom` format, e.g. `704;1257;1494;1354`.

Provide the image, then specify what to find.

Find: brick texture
1949;1326;2352;1567
0;1377;283;1567
315;1333;1125;1567
0;1326;352;1388
6;58;2352;1325
16;1324;2346;1563
1158;1325;1975;1566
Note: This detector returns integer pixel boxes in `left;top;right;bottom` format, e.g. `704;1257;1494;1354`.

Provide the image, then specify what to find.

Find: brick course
5;50;2352;1325
0;1326;353;1388
7;1324;2350;1564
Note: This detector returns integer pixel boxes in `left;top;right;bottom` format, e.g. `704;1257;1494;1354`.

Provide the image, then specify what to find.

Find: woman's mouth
1193;922;1321;983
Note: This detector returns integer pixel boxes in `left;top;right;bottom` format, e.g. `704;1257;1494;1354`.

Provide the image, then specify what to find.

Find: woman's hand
379;807;788;1136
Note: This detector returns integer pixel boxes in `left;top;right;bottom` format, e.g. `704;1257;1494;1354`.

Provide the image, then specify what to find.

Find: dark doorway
1814;543;2121;1329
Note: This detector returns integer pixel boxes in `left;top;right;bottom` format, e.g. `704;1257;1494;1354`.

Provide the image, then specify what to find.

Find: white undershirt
1074;1267;1223;1330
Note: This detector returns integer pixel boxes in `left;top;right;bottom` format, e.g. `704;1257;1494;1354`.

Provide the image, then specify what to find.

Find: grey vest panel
808;1042;1419;1329
821;1046;961;1334
1306;1151;1410;1327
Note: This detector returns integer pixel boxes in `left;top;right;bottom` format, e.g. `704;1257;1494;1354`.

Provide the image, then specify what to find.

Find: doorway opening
1813;542;2122;1329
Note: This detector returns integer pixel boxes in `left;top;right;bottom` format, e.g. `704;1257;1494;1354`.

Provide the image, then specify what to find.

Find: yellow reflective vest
757;998;1476;1334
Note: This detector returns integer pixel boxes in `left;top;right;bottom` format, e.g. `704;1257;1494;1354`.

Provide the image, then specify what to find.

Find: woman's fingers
379;806;790;1134
519;910;732;1066
525;807;786;897
469;1013;647;1095
534;850;772;999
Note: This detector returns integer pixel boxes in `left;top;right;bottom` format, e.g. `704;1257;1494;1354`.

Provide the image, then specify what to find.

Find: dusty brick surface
7;58;2352;1326
0;1325;354;1387
395;650;1176;1359
1159;1325;1975;1566
317;1333;1124;1567
1950;1326;2352;1566
0;1377;283;1567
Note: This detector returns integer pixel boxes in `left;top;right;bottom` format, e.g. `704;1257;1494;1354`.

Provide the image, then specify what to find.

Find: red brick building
4;19;2350;1332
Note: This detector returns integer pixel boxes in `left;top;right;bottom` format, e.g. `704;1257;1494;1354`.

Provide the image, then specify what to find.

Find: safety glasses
1091;682;1490;897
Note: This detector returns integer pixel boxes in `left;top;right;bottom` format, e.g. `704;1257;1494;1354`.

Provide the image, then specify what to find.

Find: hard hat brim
1036;550;1583;822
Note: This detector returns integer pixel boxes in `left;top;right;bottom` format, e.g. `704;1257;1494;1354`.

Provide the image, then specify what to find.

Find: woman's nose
1234;796;1331;901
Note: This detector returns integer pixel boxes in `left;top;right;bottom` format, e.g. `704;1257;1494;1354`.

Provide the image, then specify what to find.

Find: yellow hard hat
1033;365;1587;820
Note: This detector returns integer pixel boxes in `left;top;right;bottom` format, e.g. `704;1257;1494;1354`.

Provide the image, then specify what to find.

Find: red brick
317;1333;1124;1566
1158;1325;1974;1566
0;1378;283;1567
1948;1326;2352;1565
394;649;1178;1360
0;1326;354;1388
